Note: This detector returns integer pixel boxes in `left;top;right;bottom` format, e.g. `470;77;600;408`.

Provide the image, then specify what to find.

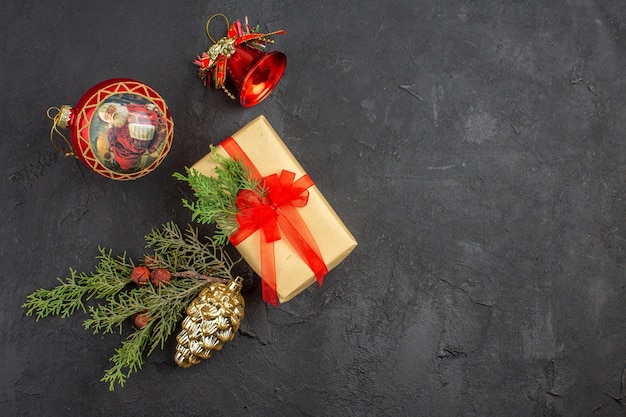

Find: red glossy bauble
50;78;174;180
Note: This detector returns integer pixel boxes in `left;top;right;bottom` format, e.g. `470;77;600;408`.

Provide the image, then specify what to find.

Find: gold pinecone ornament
174;277;245;368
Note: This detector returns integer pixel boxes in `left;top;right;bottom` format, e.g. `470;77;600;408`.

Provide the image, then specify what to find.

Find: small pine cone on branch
174;277;245;368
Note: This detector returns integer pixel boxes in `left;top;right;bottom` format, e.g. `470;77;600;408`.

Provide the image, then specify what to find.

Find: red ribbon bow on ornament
194;16;285;99
222;138;327;306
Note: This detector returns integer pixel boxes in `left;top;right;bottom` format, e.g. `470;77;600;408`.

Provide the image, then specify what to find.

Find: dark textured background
2;1;626;416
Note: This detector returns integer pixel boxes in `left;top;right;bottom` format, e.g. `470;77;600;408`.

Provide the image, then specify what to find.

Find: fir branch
84;288;146;335
23;222;241;391
22;249;133;320
143;221;238;278
83;276;210;350
140;278;208;353
22;270;91;319
100;322;154;391
89;277;209;388
174;146;265;245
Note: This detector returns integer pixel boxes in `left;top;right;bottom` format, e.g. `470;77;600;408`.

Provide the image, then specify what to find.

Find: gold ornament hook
205;13;230;44
46;106;77;158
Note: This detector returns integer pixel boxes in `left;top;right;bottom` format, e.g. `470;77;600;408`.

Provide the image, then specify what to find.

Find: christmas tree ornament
194;14;286;107
174;277;245;368
47;78;174;180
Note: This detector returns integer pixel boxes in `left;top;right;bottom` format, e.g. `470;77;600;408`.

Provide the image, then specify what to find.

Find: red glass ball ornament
50;78;174;180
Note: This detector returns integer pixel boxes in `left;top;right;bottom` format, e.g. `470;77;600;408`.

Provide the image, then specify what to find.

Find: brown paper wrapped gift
191;115;357;304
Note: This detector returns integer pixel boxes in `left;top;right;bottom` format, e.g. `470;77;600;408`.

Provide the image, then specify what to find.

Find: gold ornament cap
56;105;72;129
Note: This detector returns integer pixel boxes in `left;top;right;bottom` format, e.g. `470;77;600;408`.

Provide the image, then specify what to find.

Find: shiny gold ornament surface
174;277;245;368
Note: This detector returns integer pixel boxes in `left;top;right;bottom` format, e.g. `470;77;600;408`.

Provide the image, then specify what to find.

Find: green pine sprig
100;320;154;390
22;221;240;391
23;250;133;320
174;146;265;245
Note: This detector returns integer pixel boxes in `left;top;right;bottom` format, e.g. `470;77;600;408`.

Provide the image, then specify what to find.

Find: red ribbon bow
223;138;327;306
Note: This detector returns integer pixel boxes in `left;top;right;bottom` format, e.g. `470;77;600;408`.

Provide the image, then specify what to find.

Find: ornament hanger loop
205;13;230;44
46;106;77;159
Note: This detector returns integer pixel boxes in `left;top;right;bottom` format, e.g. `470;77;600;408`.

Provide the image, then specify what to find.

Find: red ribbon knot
229;169;327;306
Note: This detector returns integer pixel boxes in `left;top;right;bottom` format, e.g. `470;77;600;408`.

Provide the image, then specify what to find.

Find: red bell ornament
194;15;286;107
227;45;286;108
48;78;174;181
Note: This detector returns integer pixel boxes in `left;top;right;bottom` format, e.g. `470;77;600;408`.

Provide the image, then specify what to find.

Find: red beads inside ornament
50;78;174;180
